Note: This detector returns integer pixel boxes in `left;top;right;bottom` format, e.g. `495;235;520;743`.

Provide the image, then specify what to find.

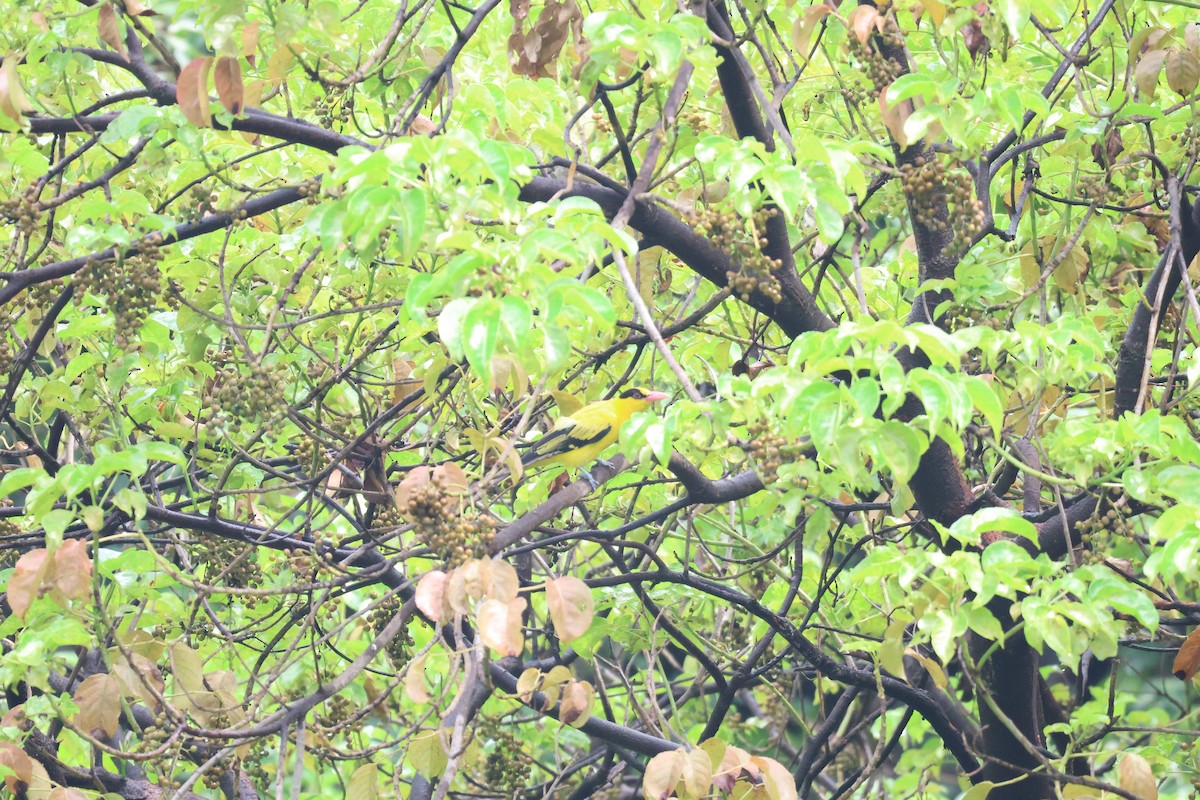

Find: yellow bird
520;387;670;484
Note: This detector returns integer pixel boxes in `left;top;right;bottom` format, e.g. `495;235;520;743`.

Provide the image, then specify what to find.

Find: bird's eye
626;388;644;399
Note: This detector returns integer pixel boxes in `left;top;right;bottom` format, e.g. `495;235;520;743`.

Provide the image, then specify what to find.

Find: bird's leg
595;458;617;470
579;469;601;491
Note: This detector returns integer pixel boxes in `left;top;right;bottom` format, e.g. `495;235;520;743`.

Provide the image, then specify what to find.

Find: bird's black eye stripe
622;388;646;399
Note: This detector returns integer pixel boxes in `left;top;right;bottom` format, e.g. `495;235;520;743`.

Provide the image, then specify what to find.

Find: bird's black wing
520;421;612;465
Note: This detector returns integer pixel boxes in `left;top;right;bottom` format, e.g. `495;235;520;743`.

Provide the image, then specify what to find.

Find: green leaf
409;729;448;777
461;298;501;384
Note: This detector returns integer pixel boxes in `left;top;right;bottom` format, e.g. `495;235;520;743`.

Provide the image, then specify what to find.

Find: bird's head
618;387;671;407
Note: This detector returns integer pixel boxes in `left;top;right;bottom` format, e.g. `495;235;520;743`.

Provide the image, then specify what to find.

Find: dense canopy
2;0;1200;798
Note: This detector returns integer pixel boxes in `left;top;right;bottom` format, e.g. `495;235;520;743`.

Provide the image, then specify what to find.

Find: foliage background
2;0;1200;798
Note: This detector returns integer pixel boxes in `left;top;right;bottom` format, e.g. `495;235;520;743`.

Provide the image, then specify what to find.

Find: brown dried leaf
7;549;50;618
415;570;449;623
558;680;593;728
111;653;165;709
847;4;878;44
1136;49;1167;96
1173;627;1200;681
516;667;540;703
1128;27;1163;59
1166;47;1200;96
714;744;753;790
476;597;526;656
391;359;419;406
545;576;594;644
0;56;34;127
214;56;244;114
0;705;27;731
877;90;909;150
459;558;488;603
177;57;213;127
681;748;713;800
485;558;519;603
49;786;90;800
404;654;431;703
1052;241;1088;293
243;78;265;111
407;114;437;136
791;5;833;56
393;466;430;513
643;751;685;800
0;743;32;794
97;3;128;60
72;673;122;738
1118;753;1158;800
242;20;260;65
124;0;157;15
750;755;798;800
960;18;987;58
918;0;946;26
539;664;570;710
54;539;92;601
432;462;469;495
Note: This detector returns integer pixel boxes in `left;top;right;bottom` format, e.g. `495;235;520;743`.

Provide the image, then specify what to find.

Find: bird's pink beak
644;391;670;402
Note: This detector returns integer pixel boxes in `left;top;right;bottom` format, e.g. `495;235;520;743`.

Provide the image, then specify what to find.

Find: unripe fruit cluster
694;206;784;304
207;357;286;434
1076;506;1134;564
395;472;493;565
745;418;805;484
899;157;947;231
479;721;533;793
0;193;41;236
365;594;415;663
849;36;903;93
313;89;354;129
73;238;165;349
945;168;985;257
194;533;263;589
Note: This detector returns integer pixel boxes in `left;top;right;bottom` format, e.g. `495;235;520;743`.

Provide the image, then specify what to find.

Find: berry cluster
0;192;42;236
745;418;805;484
312;90;354;129
849;35;904;93
478;721;533;793
296;176;322;205
945;167;985;256
1076;505;1135;564
694;207;784;304
293;435;323;477
394;470;493;565
200;756;234;791
1078;175;1110;204
132;711;175;754
0;312;13;378
365;594;415;663
193;533;263;590
316;694;359;731
370;503;406;532
899;157;947;230
679;108;709;132
206;355;286;434
72;238;165;348
186;185;221;221
899;157;985;258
